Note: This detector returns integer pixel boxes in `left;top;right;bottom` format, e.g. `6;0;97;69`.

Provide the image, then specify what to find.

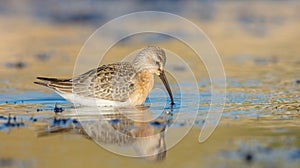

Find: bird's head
133;46;166;74
133;46;174;105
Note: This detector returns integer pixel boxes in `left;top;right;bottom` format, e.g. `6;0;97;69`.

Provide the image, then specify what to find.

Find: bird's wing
35;62;137;101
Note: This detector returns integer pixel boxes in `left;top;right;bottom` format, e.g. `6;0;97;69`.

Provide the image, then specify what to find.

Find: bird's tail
34;77;72;93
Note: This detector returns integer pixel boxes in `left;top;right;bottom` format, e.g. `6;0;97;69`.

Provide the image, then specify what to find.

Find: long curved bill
159;71;174;105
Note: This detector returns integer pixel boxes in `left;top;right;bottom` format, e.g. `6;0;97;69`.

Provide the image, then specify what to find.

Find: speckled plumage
34;46;174;106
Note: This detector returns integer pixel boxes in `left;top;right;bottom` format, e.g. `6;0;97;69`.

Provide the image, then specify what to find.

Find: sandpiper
34;46;174;106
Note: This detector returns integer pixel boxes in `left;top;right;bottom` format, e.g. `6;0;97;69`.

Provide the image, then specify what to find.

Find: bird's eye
155;61;160;66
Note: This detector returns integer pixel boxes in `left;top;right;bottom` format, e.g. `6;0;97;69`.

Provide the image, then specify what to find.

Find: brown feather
35;62;137;101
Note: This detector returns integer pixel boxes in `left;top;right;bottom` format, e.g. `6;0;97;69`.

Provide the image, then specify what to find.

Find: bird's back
35;62;137;102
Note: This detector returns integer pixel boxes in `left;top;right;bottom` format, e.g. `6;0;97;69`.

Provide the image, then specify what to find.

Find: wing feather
35;62;137;102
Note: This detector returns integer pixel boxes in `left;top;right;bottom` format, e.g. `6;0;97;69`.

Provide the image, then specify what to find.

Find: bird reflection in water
36;106;173;161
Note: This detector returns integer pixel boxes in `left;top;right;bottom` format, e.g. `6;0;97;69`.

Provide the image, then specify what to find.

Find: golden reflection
36;106;173;161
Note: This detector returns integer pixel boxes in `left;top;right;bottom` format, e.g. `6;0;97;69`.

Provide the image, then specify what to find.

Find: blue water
0;78;299;166
0;79;289;131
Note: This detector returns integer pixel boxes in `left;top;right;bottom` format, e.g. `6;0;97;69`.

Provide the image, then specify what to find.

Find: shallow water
0;78;299;167
1;0;300;168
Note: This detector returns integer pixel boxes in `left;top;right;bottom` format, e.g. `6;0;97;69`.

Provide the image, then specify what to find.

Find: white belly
57;92;131;107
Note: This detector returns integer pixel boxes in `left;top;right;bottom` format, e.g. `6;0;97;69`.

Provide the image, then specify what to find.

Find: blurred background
1;0;299;89
0;0;299;168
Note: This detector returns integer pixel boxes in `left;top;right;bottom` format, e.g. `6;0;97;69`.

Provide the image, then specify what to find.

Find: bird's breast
129;71;154;105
